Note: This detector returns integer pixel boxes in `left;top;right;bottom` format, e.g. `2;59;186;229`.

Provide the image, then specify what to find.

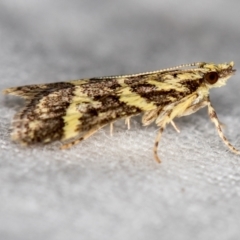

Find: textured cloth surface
1;1;240;240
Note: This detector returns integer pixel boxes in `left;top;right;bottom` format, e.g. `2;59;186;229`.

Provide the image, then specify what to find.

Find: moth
3;62;240;162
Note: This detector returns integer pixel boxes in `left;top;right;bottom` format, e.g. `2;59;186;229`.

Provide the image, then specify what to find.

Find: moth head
198;61;236;88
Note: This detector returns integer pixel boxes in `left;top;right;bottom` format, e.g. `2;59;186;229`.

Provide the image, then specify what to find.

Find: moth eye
205;71;219;84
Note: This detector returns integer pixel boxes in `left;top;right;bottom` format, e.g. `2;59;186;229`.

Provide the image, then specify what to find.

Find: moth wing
4;71;203;145
5;83;76;144
4;82;144;145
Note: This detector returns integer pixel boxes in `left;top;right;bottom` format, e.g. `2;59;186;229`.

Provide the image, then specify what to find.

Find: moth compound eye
205;72;219;84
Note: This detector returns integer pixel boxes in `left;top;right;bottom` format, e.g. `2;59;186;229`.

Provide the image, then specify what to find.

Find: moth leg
180;99;208;117
207;102;240;154
61;125;104;150
125;117;131;130
170;121;180;133
153;127;164;163
220;122;226;129
110;122;114;136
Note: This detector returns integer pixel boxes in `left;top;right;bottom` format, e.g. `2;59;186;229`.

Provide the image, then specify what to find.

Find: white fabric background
1;1;240;239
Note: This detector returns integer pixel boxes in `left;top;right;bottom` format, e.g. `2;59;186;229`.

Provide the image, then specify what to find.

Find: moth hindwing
3;61;239;162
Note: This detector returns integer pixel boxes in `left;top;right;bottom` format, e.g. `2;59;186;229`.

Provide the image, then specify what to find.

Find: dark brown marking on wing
5;82;75;98
129;79;204;106
124;75;150;85
13;85;76;144
181;79;204;92
81;79;122;97
77;95;142;132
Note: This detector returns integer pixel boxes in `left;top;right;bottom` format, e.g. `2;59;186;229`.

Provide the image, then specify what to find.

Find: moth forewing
3;61;239;162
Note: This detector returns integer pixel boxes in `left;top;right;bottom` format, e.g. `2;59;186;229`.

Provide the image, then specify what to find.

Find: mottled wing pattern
5;82;76;144
4;69;204;145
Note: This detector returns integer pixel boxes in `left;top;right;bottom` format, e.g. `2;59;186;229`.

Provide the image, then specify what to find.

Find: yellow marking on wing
118;87;156;111
62;105;83;140
156;94;197;129
167;96;178;102
62;87;96;140
147;80;186;92
173;72;201;80
117;78;129;86
169;94;197;120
